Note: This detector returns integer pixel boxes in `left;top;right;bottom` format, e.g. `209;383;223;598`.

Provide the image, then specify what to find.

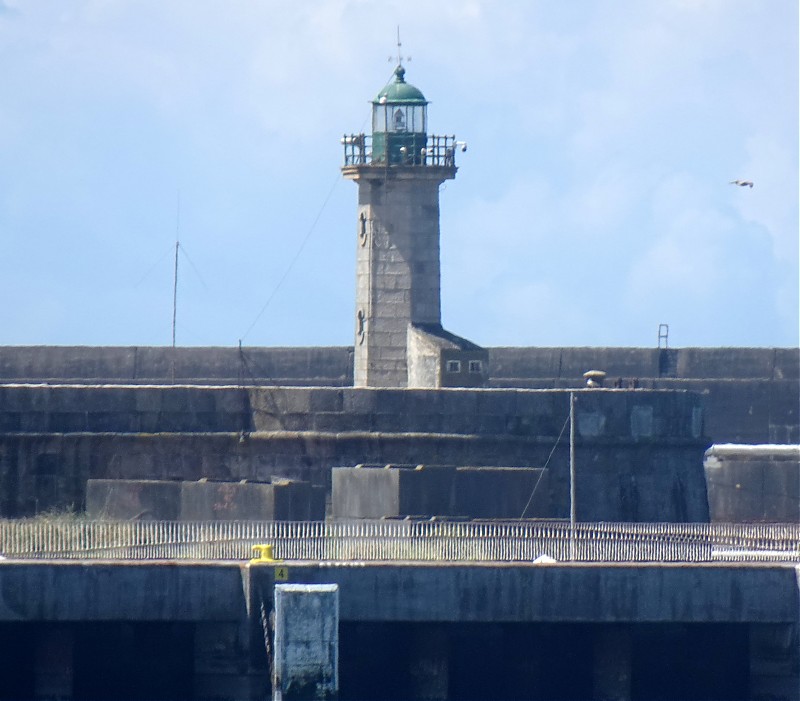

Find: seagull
730;180;754;188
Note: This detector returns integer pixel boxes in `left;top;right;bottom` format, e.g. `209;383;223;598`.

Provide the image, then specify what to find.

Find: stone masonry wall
0;385;708;521
1;346;794;384
352;173;447;387
0;345;793;444
0;346;353;386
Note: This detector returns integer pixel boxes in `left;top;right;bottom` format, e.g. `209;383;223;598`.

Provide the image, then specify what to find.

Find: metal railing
0;520;797;563
342;134;458;167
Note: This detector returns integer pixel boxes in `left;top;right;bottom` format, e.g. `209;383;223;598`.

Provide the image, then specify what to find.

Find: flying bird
729;180;754;188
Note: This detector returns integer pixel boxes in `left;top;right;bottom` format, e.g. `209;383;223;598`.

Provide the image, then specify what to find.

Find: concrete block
705;445;800;522
187;391;219;414
342;389;378;415
0;412;21;431
159;387;194;412
575;410;605;438
439;391;478;416
85;412;130;432
135;390;163;412
194;411;227;432
273;584;339;701
137;412;163;433
156;412;194;432
332;467;400;518
630;405;654;439
308;390;344;413
219;390;250;414
273;480;325;521
476;390;518;416
773;349;800;380
333;465;543;520
49;412;89;432
181;481;276;521
311;413;348;433
476;415;507;435
85;479;181;520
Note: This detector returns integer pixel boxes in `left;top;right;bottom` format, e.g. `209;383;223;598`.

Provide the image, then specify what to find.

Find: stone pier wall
0;345;794;444
0;561;796;700
0;386;708;520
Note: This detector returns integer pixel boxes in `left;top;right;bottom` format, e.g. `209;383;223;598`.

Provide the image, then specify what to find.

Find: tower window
468;360;483;374
446;360;461;373
393;108;406;131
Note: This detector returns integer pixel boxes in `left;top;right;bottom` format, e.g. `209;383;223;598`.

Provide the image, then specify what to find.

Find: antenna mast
569;392;576;560
390;26;410;66
171;192;180;383
172;192;180;350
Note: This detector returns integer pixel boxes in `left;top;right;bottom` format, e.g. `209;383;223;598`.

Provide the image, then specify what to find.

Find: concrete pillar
194;621;268;701
274;583;339;701
408;624;449;700
749;623;800;700
592;625;632;701
34;625;74;700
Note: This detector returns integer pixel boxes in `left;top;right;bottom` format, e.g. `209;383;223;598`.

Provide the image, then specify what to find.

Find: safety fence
0;520;797;563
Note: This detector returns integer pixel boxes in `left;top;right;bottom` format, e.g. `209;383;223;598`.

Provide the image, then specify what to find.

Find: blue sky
0;0;797;349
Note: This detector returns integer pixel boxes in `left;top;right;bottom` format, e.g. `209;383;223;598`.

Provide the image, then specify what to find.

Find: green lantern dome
373;65;428;105
371;65;429;165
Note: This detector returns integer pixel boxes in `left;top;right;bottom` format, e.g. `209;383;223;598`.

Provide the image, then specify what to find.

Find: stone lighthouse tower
342;64;486;388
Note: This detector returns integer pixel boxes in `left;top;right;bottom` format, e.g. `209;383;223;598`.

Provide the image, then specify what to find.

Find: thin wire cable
239;70;394;344
133;244;173;288
239;173;341;343
178;244;210;290
519;411;571;519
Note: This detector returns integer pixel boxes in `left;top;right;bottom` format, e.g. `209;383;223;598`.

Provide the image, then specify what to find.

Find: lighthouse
342;63;486;388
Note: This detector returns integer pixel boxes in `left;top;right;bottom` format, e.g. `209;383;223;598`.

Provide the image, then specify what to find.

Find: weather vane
389;26;411;66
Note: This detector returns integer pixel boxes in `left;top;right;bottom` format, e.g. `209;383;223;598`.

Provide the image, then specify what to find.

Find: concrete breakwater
0;386;709;522
0;558;797;700
0;345;795;445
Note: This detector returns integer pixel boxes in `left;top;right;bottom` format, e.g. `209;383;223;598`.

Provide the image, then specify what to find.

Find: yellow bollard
250;543;280;563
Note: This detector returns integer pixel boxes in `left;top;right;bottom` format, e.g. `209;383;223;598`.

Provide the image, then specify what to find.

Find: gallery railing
342;134;458;167
0;520;797;563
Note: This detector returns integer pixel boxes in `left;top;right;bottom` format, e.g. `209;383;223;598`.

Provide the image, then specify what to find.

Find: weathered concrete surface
332;466;545;519
0;387;709;521
0;384;705;437
0;562;267;700
704;445;800;523
85;478;326;521
0;345;794;443
274;584;339;701
0;561;245;621
0;560;796;699
0;346;353;386
1;345;794;384
0;560;795;625
259;561;800;624
488;347;799;382
488;347;799;444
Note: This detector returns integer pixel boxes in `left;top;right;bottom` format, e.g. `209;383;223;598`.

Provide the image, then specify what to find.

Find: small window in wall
446;360;461;373
468;360;483;374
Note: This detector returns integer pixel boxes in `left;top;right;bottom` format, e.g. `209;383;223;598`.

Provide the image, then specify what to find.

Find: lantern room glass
373;104;426;134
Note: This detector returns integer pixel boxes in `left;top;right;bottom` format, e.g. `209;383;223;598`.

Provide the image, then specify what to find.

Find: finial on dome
390;26;411;76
